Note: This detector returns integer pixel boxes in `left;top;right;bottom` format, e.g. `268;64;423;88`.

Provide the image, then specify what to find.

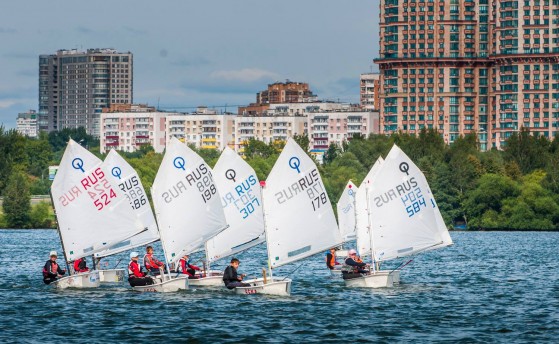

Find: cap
348;249;357;255
49;251;58;257
130;251;140;259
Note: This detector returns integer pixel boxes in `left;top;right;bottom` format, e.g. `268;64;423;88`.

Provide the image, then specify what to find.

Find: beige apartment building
376;0;559;150
360;73;381;111
235;115;307;153
166;108;235;151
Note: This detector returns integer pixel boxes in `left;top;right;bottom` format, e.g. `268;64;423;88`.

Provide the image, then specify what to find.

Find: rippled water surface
1;230;558;343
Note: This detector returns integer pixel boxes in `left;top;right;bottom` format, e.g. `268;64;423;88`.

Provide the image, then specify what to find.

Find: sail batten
263;138;343;269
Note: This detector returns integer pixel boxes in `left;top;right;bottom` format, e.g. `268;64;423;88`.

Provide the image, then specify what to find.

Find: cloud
210;68;279;83
0;27;16;34
0;100;18;109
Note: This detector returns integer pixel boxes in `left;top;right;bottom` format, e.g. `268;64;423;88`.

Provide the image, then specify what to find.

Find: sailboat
234;138;343;296
50;140;146;289
137;137;228;292
93;149;160;282
198;147;266;287
344;144;453;288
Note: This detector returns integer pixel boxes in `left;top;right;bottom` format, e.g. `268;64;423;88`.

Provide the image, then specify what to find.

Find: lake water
1;230;558;343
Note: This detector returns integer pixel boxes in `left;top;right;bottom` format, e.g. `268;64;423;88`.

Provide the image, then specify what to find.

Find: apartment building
16;110;39;138
100;105;168;153
166;108;235;151
39;48;133;137
376;0;559;150
360;73;381;111
308;109;380;162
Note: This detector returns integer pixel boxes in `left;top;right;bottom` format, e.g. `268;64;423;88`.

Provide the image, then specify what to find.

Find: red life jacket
42;261;59;277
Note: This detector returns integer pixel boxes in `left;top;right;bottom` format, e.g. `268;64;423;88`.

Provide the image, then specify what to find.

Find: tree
2;171;31;228
503;128;550;174
323;143;339;165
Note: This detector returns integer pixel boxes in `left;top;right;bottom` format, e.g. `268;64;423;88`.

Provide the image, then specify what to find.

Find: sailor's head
330;247;337;253
348;249;357;257
146;246;154;254
49;251;58;260
182;254;189;260
130;251;140;261
230;257;240;268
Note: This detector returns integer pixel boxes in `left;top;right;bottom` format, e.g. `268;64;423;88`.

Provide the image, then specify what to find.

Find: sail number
197;174;217;203
119;176;147;210
81;167;117;211
307;182;327;212
401;187;426;217
240;198;260;219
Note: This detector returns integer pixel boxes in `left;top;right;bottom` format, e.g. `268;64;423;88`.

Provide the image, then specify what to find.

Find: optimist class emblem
225;169;237;182
173;157;186;171
111;167;122;179
72;158;85;173
289;157;301;173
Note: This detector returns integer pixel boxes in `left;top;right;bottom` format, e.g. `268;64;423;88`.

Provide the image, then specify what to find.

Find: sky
0;0;380;129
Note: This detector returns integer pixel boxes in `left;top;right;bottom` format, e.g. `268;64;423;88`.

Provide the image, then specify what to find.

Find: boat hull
99;269;125;283
53;271;101;289
234;277;292;296
188;275;223;287
132;276;189;293
343;270;397;288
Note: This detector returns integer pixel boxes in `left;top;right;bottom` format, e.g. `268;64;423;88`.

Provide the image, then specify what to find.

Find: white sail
51;140;144;261
206;147;265;262
264;138;342;268
95;149;160;258
336;181;358;242
368;144;450;262
355;157;384;256
151;137;228;264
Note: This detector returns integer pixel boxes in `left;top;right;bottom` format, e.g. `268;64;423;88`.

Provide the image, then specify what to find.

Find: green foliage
29;202;55;228
2;170;31;228
48;127;99;152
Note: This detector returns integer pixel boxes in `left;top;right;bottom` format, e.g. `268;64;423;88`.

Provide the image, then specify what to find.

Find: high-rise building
491;0;559;148
376;0;559;150
39;48;133;137
360;73;380;111
16;110;39;138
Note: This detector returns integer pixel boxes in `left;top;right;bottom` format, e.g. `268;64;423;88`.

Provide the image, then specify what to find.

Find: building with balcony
16;110;39;138
360;73;381;111
166;108;235;151
234;115;307;153
100;106;168;153
376;0;559;150
238;81;318;116
39;48;133;137
307;109;380;162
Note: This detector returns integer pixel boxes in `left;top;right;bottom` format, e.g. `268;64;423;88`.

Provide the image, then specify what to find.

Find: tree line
1;126;558;230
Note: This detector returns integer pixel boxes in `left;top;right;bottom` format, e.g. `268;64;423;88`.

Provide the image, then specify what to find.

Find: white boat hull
188;275;223;287
99;269;125;283
132;276;189;293
234;277;292;296
53;271;101;289
343;270;398;288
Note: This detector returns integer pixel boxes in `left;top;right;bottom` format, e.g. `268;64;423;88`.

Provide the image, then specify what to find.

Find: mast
150;189;171;281
49;190;71;275
365;185;377;274
261;181;273;280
